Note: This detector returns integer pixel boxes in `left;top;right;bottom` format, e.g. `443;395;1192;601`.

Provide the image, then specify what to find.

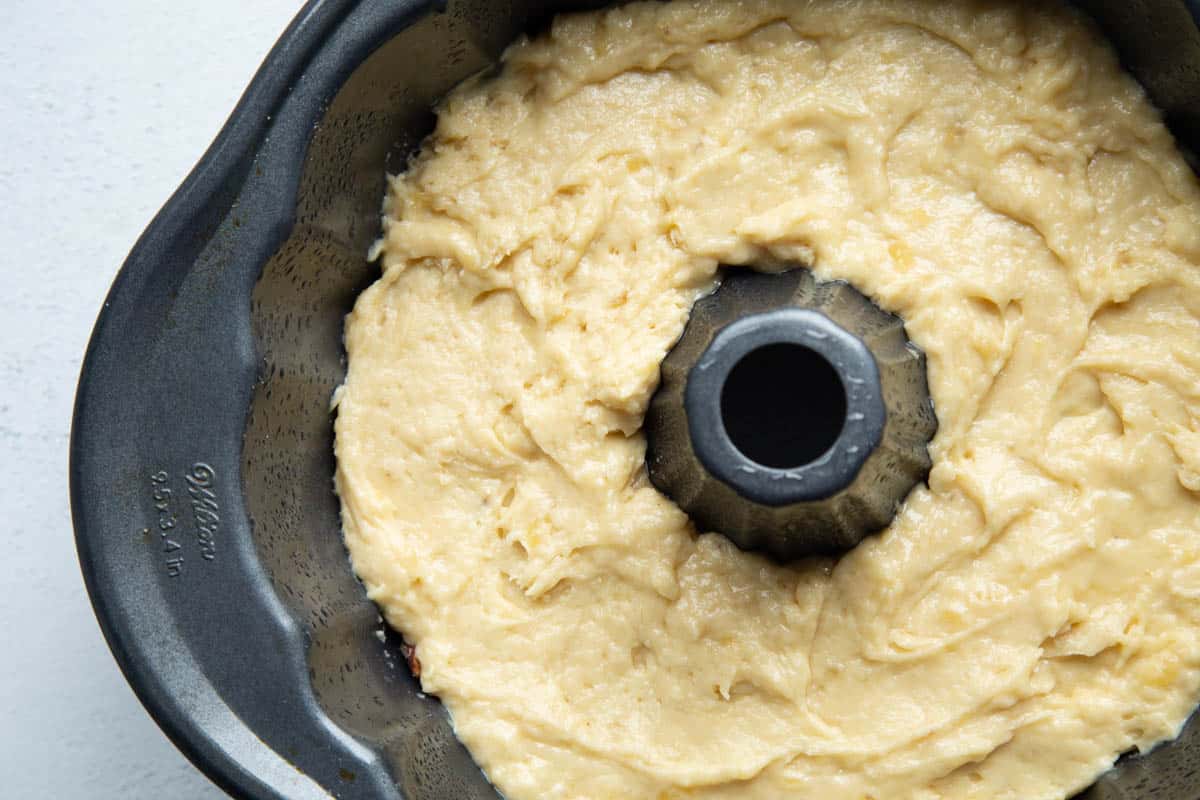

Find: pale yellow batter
334;1;1200;797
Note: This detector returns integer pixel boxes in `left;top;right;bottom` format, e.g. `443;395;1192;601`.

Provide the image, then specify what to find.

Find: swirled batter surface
335;1;1200;797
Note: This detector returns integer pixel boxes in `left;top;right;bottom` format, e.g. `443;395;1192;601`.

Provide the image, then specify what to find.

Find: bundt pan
70;0;1200;798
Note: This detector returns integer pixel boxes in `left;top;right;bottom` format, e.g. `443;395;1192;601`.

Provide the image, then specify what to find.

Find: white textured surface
0;2;303;797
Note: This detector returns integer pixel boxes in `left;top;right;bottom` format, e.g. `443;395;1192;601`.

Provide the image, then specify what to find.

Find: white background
1;2;303;797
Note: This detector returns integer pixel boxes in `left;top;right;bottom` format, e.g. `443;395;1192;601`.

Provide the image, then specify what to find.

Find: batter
334;1;1200;797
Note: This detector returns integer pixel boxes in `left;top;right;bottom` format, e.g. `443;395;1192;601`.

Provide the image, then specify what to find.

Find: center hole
720;343;848;469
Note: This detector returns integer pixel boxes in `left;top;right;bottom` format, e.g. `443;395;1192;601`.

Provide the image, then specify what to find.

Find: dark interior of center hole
720;343;848;469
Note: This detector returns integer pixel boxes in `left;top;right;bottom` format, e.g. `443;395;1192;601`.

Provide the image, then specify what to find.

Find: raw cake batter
334;1;1200;797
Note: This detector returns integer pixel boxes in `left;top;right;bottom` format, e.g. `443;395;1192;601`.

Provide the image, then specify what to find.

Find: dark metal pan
70;0;1200;797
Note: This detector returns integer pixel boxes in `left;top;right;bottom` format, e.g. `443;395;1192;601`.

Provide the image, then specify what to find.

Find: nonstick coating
70;0;1200;797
